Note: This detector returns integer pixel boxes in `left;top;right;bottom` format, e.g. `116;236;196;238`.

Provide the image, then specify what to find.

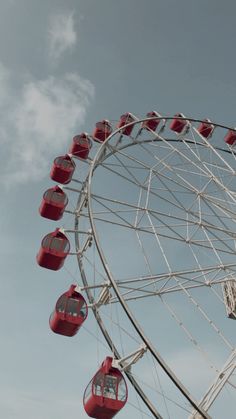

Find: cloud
0;64;94;186
48;11;77;61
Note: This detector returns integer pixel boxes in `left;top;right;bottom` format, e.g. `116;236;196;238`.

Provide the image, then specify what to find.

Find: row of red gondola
48;113;236;186
39;115;236;221
169;114;236;144
38;116;130;418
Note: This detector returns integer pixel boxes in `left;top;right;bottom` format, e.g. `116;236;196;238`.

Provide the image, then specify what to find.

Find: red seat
36;229;70;271
83;357;128;419
39;186;68;221
49;285;88;337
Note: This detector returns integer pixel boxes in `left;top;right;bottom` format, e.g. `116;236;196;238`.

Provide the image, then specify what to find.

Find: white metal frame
68;115;236;418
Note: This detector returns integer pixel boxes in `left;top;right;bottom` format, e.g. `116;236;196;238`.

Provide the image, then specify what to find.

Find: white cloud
48;11;77;61
0;64;94;186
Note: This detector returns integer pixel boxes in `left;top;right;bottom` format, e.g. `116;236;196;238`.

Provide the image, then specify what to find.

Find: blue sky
0;1;236;418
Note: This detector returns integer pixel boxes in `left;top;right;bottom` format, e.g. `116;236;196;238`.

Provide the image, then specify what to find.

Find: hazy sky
1;1;236;418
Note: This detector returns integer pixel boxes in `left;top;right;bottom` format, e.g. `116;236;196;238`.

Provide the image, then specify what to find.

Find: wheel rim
70;116;236;418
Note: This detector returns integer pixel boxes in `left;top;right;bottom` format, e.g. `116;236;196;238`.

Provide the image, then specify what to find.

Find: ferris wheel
37;112;236;419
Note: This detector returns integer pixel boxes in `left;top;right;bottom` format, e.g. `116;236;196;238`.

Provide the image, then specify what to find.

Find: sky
0;1;236;418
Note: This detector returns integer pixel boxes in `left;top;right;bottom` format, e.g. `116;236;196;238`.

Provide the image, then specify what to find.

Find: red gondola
142;111;161;131
69;133;92;159
83;356;128;419
92;120;112;143
170;113;189;134
50;155;75;184
39;186;68;221
197;119;214;139
49;284;88;337
116;112;135;136
224;129;236;146
36;229;70;271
